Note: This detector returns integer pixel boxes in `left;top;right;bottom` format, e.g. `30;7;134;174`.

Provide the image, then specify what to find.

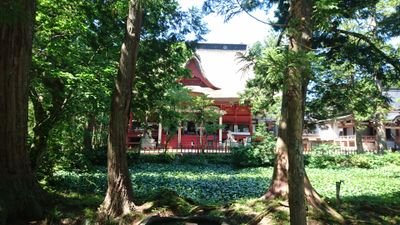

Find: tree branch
336;28;400;73
235;0;287;28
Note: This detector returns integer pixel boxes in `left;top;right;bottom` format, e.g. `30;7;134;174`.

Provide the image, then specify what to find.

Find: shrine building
126;43;257;149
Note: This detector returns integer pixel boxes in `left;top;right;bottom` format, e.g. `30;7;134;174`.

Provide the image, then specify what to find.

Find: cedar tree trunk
354;119;364;153
99;0;143;217
262;0;343;224
0;0;43;223
263;91;289;199
375;119;387;153
374;79;387;153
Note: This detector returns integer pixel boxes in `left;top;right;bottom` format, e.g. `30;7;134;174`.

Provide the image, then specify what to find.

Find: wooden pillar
178;126;182;147
219;115;223;144
158;123;162;145
249;114;253;135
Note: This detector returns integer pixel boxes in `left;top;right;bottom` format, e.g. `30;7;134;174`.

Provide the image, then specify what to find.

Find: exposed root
98;186;137;220
261;175;345;224
245;209;272;225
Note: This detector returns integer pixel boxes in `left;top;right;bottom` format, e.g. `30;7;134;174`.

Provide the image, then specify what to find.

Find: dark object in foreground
140;215;228;225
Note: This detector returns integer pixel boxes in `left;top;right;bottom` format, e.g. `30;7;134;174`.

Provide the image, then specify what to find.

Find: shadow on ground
337;191;400;224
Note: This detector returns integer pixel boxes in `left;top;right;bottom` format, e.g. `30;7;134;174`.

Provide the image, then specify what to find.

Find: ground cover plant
46;153;400;224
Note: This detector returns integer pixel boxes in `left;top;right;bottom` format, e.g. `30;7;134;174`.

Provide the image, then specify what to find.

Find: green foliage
308;0;399;121
309;143;341;155
240;38;285;116
50;164;271;204
305;152;400;169
87;148;232;167
231;145;275;168
131;1;208;129
147;189;199;216
305;154;348;169
231;124;276;167
30;0;208;178
187;95;220;124
48;162;400;207
43;160;400;224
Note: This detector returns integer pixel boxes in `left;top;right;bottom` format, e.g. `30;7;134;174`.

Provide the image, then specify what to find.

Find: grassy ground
41;162;400;224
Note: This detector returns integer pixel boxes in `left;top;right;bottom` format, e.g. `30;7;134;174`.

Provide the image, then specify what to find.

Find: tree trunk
262;90;289;199
262;0;343;224
354;119;364;153
0;0;43;223
99;0;142;217
286;1;312;224
370;8;387;154
83;113;96;151
374;78;387;153
375;119;387;153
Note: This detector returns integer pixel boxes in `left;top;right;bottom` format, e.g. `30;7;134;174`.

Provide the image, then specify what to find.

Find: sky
178;0;273;45
178;1;399;48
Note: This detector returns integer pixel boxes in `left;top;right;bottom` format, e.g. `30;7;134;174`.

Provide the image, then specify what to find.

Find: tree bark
83;113;96;151
262;91;289;199
375;119;387;153
0;0;43;223
286;1;312;224
353;119;364;153
99;0;143;217
262;0;343;224
374;78;387;153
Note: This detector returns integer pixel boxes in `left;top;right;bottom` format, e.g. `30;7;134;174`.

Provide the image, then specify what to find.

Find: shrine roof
183;43;254;99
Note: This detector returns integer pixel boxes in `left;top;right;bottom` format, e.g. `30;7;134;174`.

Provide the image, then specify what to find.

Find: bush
86;146;107;166
37;145;94;182
380;152;400;166
135;152;177;164
305;152;399;169
310;143;341;155
305;154;347;169
348;154;383;169
231;126;276;168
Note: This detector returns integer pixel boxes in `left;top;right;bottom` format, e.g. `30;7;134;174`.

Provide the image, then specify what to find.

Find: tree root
261;177;345;224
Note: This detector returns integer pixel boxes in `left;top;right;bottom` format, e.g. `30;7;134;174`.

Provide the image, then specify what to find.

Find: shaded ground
19;164;400;224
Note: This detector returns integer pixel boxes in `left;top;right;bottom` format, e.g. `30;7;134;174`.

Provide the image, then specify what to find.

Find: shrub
231;125;276;167
348;154;383;169
380;152;400;166
310;143;341;155
136;152;177;164
86;146;107;166
305;154;348;168
305;152;399;169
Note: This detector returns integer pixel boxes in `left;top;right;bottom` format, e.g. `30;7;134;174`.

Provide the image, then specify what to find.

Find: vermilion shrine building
126;43;257;149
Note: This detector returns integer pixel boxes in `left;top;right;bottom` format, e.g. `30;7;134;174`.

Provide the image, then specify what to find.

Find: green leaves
50;160;400;206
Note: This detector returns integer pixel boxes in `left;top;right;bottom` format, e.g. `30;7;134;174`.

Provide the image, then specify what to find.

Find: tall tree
99;0;143;217
28;0;206;177
204;0;343;223
278;1;312;223
0;0;43;223
307;0;399;153
29;0;120;173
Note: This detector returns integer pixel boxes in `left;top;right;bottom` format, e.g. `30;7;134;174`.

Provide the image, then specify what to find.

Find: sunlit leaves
51;163;400;205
